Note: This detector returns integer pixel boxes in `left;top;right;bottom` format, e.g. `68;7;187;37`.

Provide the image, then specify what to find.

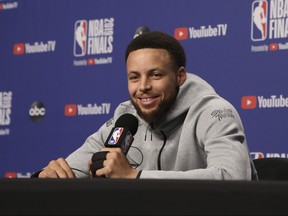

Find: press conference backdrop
0;0;287;178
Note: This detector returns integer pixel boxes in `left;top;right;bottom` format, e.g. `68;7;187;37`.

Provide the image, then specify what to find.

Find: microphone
90;113;138;177
104;113;138;155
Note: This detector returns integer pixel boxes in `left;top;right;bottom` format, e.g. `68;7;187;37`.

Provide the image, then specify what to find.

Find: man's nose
139;78;151;92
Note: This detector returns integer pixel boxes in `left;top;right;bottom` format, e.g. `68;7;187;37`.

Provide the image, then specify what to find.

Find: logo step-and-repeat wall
1;0;287;177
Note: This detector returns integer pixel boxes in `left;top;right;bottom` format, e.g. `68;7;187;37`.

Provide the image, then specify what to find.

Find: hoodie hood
150;72;217;134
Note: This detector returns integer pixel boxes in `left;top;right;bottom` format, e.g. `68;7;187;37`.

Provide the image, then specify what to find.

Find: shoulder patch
106;117;114;127
211;108;235;121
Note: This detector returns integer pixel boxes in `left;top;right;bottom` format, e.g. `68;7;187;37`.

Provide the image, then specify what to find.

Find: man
32;31;255;180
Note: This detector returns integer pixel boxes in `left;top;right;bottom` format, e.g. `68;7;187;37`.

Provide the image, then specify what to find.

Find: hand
89;148;139;179
38;158;75;178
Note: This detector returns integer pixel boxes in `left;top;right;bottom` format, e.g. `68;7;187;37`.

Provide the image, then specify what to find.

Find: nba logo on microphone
108;127;124;145
74;20;87;56
251;0;268;41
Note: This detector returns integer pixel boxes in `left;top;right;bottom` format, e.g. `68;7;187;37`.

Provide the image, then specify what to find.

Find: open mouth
138;96;159;106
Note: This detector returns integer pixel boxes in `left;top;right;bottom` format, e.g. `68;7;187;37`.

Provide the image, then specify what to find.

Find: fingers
93;148;130;178
39;158;75;179
57;158;75;178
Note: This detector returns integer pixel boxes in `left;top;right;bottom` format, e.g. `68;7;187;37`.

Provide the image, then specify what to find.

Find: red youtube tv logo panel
13;43;25;55
87;58;95;65
65;104;77;116
241;96;257;109
4;172;17;178
269;43;279;51
174;27;188;40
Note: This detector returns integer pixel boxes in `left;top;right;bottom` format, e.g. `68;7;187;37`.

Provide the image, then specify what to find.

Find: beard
130;86;179;123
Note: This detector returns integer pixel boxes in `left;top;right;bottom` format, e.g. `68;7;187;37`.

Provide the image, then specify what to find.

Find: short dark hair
125;31;186;68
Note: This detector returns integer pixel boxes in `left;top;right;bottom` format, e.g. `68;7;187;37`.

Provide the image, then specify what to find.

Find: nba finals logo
251;0;288;41
251;0;268;41
74;20;87;57
73;18;114;57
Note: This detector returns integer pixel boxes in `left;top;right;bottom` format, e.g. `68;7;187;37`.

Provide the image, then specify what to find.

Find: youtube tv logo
65;104;77;116
13;43;25;55
4;172;17;178
87;58;95;65
241;96;257;109
269;43;279;51
4;172;32;178
174;27;188;40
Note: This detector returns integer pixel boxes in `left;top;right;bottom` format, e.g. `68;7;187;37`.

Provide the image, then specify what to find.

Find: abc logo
29;101;45;122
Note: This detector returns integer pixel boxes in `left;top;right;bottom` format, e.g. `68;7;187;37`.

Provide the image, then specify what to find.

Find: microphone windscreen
115;113;138;135
134;26;150;38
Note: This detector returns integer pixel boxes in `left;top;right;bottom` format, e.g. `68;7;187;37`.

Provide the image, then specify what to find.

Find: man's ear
177;66;187;86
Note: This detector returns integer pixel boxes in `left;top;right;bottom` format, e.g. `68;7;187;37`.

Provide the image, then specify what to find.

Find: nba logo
250;152;264;159
251;0;268;41
74;20;87;56
108;127;123;145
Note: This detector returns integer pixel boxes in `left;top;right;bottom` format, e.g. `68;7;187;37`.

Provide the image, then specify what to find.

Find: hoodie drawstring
145;124;167;170
144;124;153;141
157;130;167;170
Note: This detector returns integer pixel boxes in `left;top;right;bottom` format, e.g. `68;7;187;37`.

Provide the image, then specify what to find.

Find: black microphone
90;113;138;177
104;113;138;155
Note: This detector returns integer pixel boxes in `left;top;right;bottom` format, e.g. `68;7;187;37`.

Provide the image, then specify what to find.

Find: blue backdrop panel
0;0;287;177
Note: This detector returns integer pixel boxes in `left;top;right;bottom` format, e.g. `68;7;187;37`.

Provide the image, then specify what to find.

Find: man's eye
151;73;162;78
129;75;139;80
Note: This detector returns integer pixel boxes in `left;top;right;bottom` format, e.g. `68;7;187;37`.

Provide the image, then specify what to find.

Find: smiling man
32;31;255;180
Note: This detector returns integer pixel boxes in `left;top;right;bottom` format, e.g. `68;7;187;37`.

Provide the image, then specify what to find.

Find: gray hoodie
66;73;252;180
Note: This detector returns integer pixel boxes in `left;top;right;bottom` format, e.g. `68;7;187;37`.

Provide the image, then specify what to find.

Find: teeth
142;98;151;101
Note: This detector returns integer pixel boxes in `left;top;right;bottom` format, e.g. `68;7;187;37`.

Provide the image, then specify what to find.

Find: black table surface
1;178;288;215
